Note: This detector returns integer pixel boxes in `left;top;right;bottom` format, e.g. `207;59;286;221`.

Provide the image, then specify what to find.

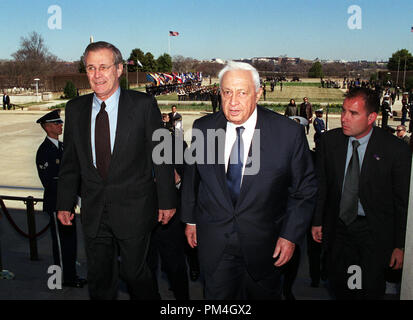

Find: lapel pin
373;154;380;161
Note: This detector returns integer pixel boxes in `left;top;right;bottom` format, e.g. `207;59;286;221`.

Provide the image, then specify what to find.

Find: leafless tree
9;31;59;87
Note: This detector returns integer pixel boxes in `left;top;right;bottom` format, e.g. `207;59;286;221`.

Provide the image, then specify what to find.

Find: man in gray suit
57;41;176;300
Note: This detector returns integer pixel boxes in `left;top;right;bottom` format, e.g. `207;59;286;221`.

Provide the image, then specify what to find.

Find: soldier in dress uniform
313;108;326;149
35;109;86;288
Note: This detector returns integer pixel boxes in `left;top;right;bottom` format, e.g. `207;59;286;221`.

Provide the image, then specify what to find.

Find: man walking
57;41;176;300
312;87;411;299
182;62;317;300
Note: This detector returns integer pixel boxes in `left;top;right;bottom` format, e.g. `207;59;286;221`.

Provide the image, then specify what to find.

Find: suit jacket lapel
77;94;100;179
333;131;349;192
237;107;262;209
108;89;134;175
360;127;377;183
213;111;233;207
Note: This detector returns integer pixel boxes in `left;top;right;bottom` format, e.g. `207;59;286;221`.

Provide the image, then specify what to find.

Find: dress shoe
63;277;87;288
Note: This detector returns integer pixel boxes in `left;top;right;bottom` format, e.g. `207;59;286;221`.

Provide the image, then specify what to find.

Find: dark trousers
84;211;159;300
203;232;282;300
48;211;77;283
328;217;386;300
147;214;189;300
401;110;407;126
410;115;413;133
282;245;300;297
306;230;327;285
382;114;388;128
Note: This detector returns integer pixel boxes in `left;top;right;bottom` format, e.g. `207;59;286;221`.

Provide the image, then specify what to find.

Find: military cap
36;109;63;124
315;108;323;113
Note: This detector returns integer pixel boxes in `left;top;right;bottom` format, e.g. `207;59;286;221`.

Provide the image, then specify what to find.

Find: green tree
78;55;86;73
64;81;77;98
308;61;324;78
387;49;413;71
127;48;145;72
143;52;157;72
156;53;172;72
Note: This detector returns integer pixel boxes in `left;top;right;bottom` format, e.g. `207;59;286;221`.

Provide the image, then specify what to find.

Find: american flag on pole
169;31;179;36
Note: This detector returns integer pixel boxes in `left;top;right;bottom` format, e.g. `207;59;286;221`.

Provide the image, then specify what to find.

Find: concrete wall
1;95;42;106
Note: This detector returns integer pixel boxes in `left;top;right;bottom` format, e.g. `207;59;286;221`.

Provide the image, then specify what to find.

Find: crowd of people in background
145;81;220;103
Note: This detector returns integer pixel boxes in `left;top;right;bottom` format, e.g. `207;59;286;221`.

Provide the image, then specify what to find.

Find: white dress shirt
187;107;258;226
224;107;257;182
90;87;120;167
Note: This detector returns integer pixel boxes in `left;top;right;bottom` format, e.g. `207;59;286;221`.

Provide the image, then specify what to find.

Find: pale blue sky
0;0;412;62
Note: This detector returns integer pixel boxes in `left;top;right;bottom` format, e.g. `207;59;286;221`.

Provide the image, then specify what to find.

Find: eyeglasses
86;64;115;74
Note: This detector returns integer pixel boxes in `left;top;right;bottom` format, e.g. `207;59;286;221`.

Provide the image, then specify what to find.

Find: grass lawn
264;82;320;87
156;93;179;101
261;86;344;103
153;85;344;104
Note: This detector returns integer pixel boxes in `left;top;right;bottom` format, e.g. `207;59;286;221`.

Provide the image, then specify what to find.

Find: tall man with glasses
57;41;176;300
312;87;411;299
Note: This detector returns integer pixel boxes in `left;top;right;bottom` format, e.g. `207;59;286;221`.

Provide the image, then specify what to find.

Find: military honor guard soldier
313;108;325;149
35;109;86;288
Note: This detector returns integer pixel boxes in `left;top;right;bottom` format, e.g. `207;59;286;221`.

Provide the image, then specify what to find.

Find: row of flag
146;72;202;86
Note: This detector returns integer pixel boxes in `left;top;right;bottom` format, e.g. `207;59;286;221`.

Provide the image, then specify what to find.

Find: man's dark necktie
226;126;244;206
95;101;111;179
339;140;361;226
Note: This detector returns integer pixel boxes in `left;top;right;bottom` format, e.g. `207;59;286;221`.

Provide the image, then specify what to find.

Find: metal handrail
0;195;46;261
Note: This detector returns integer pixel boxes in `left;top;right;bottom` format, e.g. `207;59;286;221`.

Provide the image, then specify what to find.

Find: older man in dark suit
57;41;176;300
312;87;411;299
182;61;317;300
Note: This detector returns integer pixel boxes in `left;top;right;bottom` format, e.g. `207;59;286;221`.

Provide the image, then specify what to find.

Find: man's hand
185;224;197;248
389;248;404;270
312;226;323;243
158;208;176;225
57;210;74;226
273;237;295;267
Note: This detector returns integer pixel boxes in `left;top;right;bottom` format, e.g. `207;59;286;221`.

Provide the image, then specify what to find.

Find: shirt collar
47;136;59;148
93;87;121;112
349;127;373;146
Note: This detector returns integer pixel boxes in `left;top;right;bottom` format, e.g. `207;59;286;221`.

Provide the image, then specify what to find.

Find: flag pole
168;34;171;56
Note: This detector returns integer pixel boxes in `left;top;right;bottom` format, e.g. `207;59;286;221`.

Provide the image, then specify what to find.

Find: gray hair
218;61;261;92
83;41;123;66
